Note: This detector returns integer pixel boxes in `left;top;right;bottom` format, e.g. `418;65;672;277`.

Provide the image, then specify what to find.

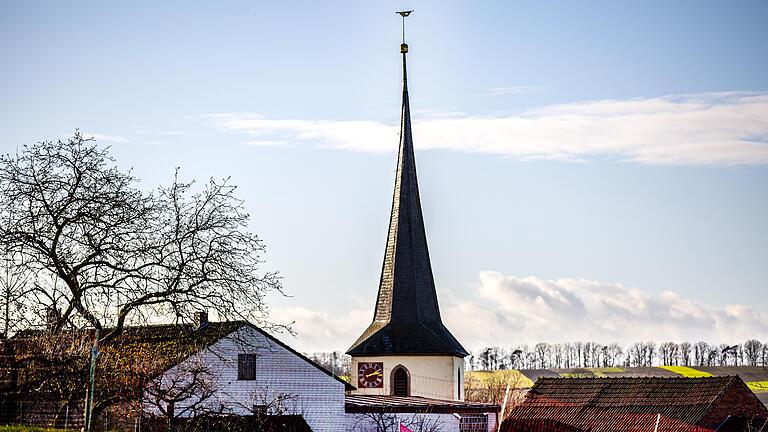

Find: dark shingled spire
347;43;468;358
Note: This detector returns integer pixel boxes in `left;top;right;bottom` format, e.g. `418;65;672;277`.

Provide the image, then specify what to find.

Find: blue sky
1;1;767;352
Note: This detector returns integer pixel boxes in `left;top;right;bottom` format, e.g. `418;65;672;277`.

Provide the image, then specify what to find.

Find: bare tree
9;331;92;425
0;251;33;337
0;132;283;341
744;340;763;366
659;342;678;366
645;341;657;366
308;351;352;378
352;412;444;432
143;357;223;422
629;342;645;367
679;341;692;366
605;343;624;367
534;343;550;369
573;342;584;368
761;342;768;367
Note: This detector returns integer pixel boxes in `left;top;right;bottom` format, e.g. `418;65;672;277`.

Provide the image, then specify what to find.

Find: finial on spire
396;10;413;53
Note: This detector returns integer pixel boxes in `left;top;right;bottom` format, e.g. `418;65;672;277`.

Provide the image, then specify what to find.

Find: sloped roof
346;394;499;414
502;376;768;432
11;321;355;391
347;42;467;358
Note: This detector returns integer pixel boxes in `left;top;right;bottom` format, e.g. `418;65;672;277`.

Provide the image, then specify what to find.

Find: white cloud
205;92;768;165
269;306;372;353
442;271;768;348
274;272;768;352
85;133;130;144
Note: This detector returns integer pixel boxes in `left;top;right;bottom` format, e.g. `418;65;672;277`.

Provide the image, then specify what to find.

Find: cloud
205;91;768;165
269;306;372;353
442;271;768;348
85;133;130;144
274;272;768;352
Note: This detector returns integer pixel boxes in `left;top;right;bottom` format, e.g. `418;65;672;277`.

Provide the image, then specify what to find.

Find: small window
458;367;462;400
238;353;257;380
459;414;488;432
393;367;409;396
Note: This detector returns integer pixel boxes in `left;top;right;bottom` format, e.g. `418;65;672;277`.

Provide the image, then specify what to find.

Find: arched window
392;365;410;396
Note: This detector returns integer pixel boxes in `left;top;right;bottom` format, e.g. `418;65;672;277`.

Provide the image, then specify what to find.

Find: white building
137;315;352;431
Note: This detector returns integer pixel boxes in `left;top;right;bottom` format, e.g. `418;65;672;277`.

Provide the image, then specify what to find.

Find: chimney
194;311;208;329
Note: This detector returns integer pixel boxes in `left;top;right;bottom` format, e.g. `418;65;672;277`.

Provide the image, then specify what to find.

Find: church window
392;366;409;396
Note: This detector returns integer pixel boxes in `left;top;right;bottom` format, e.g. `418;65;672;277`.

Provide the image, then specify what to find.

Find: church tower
347;21;469;401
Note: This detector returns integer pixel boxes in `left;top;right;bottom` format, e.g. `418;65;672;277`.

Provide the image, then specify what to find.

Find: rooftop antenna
396;10;413;53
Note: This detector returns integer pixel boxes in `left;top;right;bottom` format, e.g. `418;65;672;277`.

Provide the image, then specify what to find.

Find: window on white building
393;366;409;396
459;414;488;432
238;353;256;380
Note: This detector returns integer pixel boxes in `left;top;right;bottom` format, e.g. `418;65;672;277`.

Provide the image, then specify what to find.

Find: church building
346;28;470;403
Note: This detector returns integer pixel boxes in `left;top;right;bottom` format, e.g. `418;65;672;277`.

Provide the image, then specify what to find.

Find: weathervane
396;10;413;53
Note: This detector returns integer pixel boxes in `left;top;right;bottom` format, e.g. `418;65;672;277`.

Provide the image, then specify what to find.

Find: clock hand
365;371;382;378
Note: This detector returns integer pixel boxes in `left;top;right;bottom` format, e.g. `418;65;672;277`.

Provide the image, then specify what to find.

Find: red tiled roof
346;394;499;414
502;376;768;432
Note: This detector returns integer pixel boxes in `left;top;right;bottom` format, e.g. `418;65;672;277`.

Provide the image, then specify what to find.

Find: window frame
459;414;488;432
237;353;257;381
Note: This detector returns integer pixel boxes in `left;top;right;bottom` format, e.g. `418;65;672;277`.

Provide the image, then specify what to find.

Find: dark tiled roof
346;394;499;414
10;321;354;391
503;376;768;432
347;45;467;358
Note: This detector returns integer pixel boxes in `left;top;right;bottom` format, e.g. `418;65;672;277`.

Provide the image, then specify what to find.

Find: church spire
347;17;468;357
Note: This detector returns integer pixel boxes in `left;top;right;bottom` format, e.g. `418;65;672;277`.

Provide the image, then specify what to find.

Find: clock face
357;362;384;388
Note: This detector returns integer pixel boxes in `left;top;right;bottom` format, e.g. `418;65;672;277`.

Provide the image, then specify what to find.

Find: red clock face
357;362;384;388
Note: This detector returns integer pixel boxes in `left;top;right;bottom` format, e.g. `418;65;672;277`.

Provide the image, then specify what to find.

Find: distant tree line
465;339;768;370
308;351;352;378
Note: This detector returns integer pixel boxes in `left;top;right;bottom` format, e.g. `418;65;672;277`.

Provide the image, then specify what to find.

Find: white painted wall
351;355;465;400
144;325;348;431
